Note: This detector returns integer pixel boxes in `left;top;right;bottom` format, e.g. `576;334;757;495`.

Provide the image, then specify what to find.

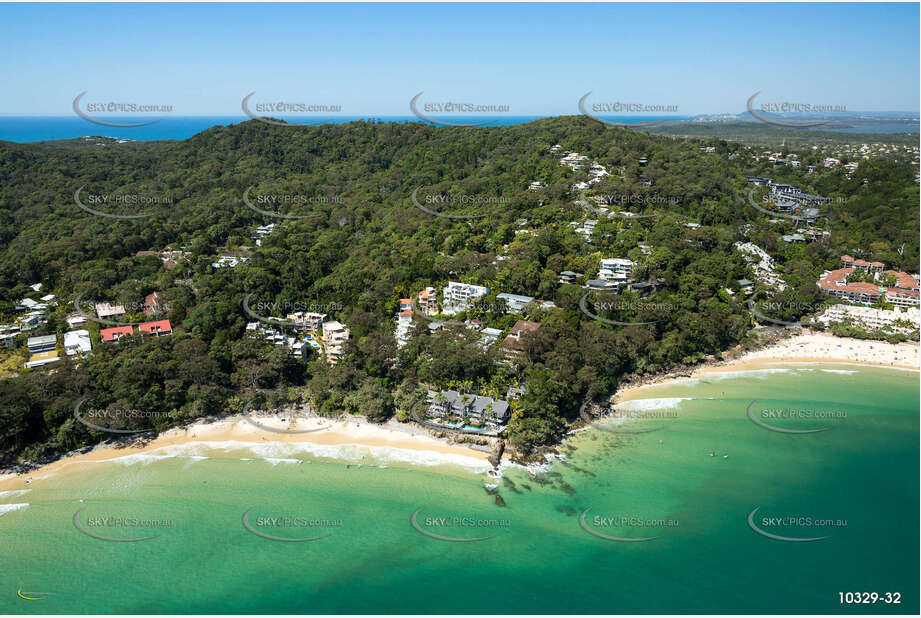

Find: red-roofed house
818;268;882;305
100;325;134;342
840;255;854;268
139;320;172;337
883;270;920;291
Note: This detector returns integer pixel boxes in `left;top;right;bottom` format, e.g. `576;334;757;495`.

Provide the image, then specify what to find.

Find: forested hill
0;116;918;463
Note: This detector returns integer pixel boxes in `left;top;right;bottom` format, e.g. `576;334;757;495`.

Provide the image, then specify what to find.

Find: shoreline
3;332;917;487
0;414;493;491
611;330;919;404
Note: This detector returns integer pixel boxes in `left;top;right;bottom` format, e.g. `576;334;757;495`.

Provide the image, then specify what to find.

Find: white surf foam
0;489;31;500
615;397;692;411
0;503;28;517
107;440;491;474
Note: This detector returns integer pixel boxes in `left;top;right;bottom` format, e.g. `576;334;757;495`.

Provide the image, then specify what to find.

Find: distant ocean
2;364;917;614
0;115;695;143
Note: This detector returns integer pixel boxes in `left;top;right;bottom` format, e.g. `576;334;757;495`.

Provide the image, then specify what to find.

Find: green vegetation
0;116;918;462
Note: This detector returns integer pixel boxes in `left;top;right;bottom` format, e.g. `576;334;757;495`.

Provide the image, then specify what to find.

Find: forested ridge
1;116;918;462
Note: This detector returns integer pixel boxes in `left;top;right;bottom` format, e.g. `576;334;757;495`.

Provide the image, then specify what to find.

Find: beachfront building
427;389;511;431
441;282;489;315
322;321;350;365
817;305;919;335
64;330;92;356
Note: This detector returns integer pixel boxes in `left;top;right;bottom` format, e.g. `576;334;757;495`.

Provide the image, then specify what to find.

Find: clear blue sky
1;2;918;115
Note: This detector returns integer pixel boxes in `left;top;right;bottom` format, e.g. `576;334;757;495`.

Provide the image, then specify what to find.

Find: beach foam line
0;489;31;500
108;440;492;474
615;397;693;411
0;503;29;517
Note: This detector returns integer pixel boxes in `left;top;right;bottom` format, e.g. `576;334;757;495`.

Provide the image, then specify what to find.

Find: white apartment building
441;282;489;315
286;311;327;332
322;321;350;365
818;305;919;335
599;258;635;284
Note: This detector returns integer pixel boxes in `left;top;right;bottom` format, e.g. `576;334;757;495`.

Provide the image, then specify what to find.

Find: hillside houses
734;242;787;291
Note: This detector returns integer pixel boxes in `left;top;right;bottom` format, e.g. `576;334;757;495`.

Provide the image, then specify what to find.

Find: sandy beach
0;414;491;492
614;331;919;403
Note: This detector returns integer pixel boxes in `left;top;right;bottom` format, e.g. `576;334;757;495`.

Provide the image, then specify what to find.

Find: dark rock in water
556;481;576;495
495;494;506;507
555;505;578;516
501;476;515;488
484;485;498;495
521;484;532;491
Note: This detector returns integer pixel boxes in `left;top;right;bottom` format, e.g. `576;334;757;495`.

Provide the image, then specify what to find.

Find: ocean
0;115;683;143
1;364;917;614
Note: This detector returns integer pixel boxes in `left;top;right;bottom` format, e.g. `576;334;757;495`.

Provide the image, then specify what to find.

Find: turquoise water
1;364;917;613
